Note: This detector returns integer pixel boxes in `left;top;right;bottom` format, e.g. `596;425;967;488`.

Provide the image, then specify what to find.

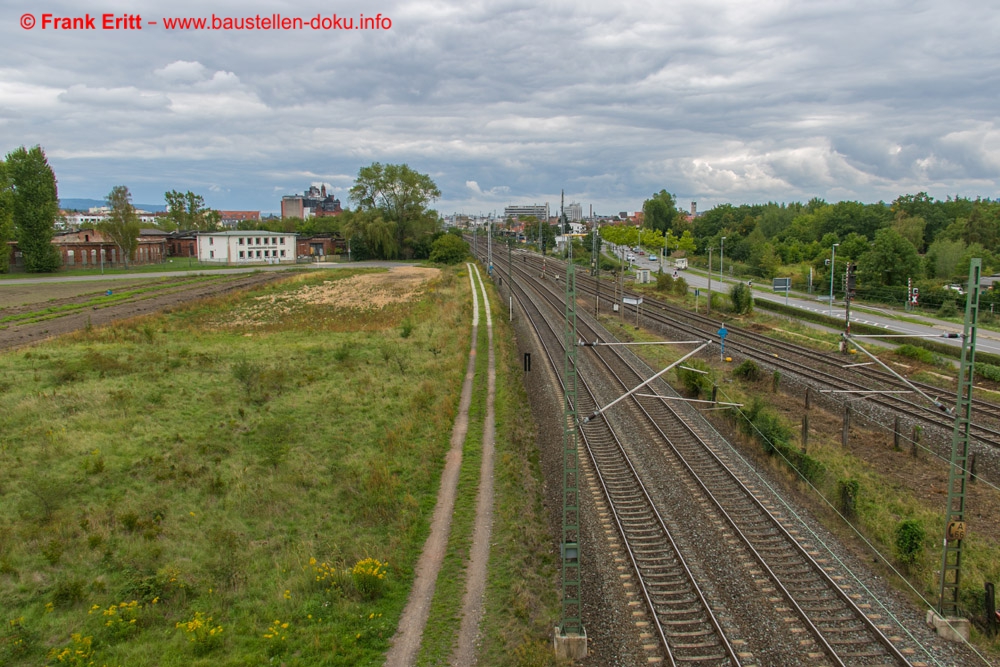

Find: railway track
490;246;918;665
510;249;1000;457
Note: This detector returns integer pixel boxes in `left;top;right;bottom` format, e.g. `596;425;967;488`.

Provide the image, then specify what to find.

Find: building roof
199;230;296;236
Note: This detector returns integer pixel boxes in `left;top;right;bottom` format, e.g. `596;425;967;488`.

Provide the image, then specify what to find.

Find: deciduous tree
163;190;220;231
98;185;141;267
349;163;441;259
642;190;679;234
0;160;13;273
7;145;60;272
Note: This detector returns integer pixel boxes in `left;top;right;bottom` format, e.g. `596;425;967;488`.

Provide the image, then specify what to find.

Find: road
604;244;1000;357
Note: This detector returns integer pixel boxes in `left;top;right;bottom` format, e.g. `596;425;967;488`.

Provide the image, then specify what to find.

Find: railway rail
486;244;919;665
508;249;1000;459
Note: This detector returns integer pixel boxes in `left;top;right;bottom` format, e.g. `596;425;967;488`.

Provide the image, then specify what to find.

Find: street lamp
829;243;839;316
720;236;726;286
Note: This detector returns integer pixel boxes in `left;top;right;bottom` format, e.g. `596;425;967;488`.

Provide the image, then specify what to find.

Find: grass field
0;264;565;666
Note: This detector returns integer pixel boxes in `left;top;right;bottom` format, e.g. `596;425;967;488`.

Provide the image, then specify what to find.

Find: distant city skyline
6;0;999;218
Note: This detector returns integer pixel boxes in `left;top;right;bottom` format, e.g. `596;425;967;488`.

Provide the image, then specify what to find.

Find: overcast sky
3;0;999;216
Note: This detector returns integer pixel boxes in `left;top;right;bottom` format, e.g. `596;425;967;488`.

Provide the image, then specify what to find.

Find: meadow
0;267;481;665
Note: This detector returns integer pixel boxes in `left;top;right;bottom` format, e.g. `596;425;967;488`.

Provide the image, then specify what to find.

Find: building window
209;237;214;245
280;249;286;257
239;251;245;259
239;237;244;245
256;237;261;245
210;250;215;259
264;250;269;257
256;250;261;258
280;237;285;245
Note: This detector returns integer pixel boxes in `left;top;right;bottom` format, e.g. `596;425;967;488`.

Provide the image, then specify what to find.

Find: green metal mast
938;258;981;617
560;217;582;636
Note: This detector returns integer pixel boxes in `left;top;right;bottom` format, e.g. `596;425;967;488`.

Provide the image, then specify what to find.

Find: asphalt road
604;244;1000;357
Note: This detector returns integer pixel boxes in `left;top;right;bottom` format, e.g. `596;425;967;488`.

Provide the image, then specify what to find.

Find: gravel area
509;273;993;666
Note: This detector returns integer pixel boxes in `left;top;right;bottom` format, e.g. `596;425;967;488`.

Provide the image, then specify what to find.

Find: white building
196;231;296;265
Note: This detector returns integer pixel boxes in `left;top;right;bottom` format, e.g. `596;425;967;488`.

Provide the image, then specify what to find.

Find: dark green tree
349;163;441;259
0;159;13;273
642;190;679;234
98;185;141;267
857;228;922;287
7;145;60;272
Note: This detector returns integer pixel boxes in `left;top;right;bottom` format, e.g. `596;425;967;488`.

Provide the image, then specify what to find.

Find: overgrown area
0;266;529;666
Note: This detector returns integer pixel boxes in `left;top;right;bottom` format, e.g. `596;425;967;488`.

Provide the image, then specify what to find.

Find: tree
98;185;141;267
341;209;396;259
6;145;60;272
857;228;922;287
428;233;468;264
642;190;679;234
163;190;220;231
349;163;441;259
0;160;13;273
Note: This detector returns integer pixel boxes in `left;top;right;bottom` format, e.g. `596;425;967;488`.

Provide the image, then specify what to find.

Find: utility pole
555;221;586;657
845;262;856;341
707;247;713;314
592;223;600;317
938;259;982;619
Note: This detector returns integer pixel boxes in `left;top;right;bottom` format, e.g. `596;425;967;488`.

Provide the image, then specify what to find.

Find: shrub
938;300;959;318
730;282;754;314
732;359;761;382
428;234;468;264
738;397;791;454
655;273;674;292
672;277;688;296
894;519;925;567
675;358;713;398
895;344;936;365
974;362;1000;383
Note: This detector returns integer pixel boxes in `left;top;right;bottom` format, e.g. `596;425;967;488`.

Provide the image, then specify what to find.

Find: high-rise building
504;203;550;222
565;202;583;223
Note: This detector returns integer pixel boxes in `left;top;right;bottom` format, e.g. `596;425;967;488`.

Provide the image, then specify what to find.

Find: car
649;255;657;262
946;284;965;295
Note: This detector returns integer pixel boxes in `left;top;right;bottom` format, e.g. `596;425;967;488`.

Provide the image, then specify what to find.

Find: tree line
634;191;999;292
0;146;445;272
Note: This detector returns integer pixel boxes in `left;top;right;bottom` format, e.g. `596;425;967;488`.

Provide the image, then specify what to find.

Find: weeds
350;557;388;600
175;611;223;655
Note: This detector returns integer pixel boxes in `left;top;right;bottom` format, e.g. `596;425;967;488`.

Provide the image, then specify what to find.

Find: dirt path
384;263;495;666
451;264;497;666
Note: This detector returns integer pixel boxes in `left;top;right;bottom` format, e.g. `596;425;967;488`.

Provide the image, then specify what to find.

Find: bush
732;359;761;382
675;358;713;398
894;519;925;567
895;344;936;365
730;282;754;314
974;362;1000;383
655;273;674;292
428;234;469;264
738;397;791;454
938;299;959;318
672;277;688;296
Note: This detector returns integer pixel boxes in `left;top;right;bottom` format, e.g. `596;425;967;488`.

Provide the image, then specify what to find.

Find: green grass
0;267;472;666
415;296;488;666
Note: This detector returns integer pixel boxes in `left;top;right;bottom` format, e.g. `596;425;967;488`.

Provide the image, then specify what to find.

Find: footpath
384;263;496;667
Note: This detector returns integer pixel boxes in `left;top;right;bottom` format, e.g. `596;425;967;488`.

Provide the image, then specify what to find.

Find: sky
3;0;999;217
